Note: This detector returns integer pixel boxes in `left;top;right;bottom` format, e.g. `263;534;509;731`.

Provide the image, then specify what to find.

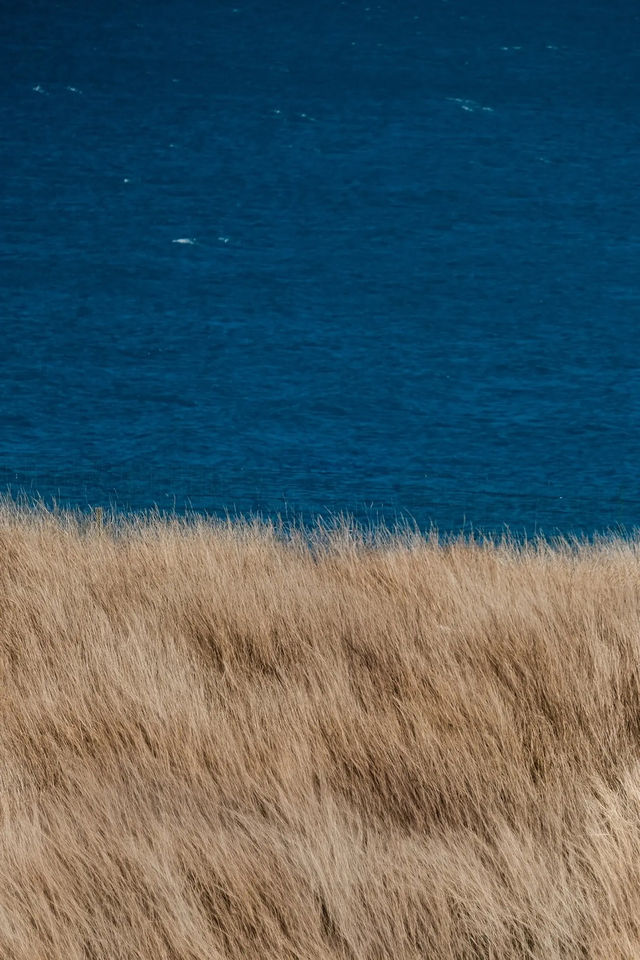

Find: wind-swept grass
1;504;640;958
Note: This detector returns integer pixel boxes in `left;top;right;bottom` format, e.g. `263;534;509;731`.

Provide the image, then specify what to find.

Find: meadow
1;504;640;958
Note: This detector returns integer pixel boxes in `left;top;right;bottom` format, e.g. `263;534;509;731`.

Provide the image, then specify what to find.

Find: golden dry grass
1;504;640;958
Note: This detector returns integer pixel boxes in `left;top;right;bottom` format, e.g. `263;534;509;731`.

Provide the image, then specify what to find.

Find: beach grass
1;503;640;958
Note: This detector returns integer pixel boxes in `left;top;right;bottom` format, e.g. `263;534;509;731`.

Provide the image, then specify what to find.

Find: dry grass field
1;504;640;958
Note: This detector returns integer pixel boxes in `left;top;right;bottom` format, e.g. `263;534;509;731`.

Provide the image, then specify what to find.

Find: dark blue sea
2;0;639;536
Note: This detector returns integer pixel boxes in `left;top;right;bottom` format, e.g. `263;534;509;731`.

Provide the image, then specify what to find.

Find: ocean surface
2;0;639;535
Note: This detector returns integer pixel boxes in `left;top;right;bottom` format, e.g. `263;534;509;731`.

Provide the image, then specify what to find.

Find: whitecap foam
172;238;197;245
446;97;494;114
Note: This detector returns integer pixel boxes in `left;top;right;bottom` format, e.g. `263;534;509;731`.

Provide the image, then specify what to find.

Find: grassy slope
1;507;640;958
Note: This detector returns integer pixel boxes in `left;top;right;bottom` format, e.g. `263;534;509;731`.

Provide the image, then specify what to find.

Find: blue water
2;0;639;535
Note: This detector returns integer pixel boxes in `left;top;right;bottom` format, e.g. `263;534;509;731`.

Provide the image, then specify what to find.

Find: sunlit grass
1;502;639;958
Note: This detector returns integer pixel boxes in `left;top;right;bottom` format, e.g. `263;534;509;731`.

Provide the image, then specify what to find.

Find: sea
2;0;639;537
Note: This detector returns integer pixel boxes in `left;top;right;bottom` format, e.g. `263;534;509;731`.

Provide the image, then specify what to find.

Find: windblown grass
1;504;640;958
